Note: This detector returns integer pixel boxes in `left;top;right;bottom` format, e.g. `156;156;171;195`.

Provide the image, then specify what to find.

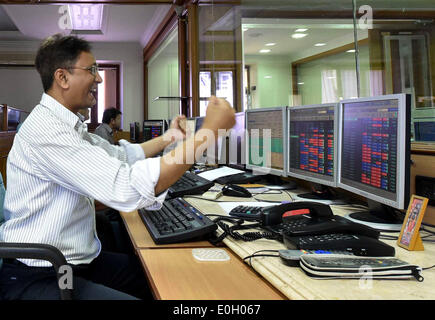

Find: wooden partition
410;144;435;225
0;104;30;187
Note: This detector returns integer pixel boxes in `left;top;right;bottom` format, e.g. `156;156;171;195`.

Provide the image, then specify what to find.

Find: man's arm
155;97;235;195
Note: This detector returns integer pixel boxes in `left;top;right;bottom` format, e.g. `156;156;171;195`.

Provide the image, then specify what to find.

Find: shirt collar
39;93;81;129
77;112;85;123
102;123;113;135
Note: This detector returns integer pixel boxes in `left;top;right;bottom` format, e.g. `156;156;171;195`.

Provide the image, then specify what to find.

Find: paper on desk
197;166;244;181
218;202;279;215
244;187;269;194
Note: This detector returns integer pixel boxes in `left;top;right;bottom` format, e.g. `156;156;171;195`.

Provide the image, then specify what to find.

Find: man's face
67;51;102;111
112;114;121;130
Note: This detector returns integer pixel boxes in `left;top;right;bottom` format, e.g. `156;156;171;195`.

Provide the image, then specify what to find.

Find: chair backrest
0;173;4;270
0;173;5;226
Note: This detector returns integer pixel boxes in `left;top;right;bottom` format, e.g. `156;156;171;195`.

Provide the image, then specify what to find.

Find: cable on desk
207;216;282;245
183;196;246;203
380;234;398;240
380;230;435;242
243;250;280;267
283;190;294;202
253;189;295;203
422;265;435;271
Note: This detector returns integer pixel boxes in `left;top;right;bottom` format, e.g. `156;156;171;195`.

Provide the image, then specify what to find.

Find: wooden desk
138;248;285;300
120;209;285;300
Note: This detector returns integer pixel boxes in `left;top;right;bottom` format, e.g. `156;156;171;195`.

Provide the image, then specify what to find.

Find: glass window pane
199;71;211;116
216;71;233;107
148;28;179;120
356;0;435;142
97;69;106;123
243;17;356;108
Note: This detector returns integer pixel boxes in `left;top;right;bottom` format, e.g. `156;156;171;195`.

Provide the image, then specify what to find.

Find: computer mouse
222;184;252;198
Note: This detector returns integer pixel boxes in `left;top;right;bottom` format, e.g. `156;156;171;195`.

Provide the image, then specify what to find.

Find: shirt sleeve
84;131;128;162
118;139;146;164
28;127;167;212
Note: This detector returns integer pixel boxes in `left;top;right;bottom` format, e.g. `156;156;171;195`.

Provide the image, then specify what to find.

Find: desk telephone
229;202;395;256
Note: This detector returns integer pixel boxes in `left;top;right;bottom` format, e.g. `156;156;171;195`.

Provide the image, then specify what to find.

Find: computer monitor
287;104;341;202
414;121;435;141
195;116;204;133
338;94;411;231
246;107;287;176
193;116;225;165
227;112;246;170
143;120;165;142
7;108;20;131
130;122;140;142
185;117;196;138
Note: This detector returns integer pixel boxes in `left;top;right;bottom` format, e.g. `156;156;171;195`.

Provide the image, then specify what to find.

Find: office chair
0;173;73;300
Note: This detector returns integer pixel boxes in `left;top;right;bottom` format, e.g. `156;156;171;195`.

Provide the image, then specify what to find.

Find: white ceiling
0;4;171;47
242;18;365;58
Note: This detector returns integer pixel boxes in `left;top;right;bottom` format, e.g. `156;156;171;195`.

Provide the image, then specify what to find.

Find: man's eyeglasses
67;64;99;76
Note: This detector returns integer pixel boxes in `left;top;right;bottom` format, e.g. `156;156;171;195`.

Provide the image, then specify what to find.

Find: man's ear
53;68;70;89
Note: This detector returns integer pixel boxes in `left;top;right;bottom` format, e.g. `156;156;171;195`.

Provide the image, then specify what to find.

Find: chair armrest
0;242;73;300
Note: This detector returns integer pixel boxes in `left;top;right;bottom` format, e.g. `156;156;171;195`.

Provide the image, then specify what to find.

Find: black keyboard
168;172;214;198
215;172;263;185
138;198;217;244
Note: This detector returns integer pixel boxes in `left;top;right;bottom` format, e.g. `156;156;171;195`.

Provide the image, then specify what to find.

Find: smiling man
0;34;235;300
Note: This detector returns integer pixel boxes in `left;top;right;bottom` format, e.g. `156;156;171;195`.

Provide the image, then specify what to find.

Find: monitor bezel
143;119;165;141
227;112;246;170
245;107;287;177
337;93;410;210
143;119;165;130
194;116;205;132
286;103;339;187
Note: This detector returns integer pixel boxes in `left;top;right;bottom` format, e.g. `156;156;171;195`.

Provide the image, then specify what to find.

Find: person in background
94;108;121;144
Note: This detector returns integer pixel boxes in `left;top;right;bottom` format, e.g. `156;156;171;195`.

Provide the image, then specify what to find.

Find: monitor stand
264;175;297;190
343;199;404;232
295;183;346;205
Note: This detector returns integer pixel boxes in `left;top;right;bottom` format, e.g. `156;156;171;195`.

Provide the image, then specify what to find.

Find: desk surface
138;248;285;300
185;189;435;300
121;187;435;300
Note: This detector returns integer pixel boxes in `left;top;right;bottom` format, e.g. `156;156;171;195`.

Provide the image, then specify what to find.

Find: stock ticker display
289;106;335;178
247;109;284;171
341;99;399;193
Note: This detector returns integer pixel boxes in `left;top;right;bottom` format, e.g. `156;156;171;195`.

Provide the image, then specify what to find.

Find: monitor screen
414;121;435;141
185;118;196;139
192;116;225;165
143;120;165;142
338;94;410;210
195;116;204;132
228;112;245;170
8;108;20;131
246;107;287;176
287;104;338;187
130;122;139;142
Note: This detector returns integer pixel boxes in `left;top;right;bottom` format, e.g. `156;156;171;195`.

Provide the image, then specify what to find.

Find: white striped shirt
0;93;167;267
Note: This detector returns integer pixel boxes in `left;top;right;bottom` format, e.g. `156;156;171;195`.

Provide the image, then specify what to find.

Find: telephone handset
228;201;333;226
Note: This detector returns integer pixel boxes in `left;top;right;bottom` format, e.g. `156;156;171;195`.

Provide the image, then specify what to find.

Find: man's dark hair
35;34;92;92
102;108;122;124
